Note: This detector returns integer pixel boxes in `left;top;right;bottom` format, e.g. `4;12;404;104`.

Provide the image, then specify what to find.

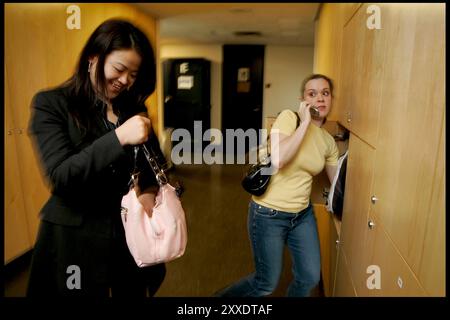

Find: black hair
62;19;156;130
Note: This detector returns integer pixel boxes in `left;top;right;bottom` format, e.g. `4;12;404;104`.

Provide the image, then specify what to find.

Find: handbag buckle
156;171;168;185
128;172;140;188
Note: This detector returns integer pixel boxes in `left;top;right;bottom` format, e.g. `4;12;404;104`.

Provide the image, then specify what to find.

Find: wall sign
237;68;250;82
178;75;194;89
237;67;250;92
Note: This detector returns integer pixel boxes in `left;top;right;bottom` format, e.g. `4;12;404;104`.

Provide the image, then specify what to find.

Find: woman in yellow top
217;74;339;297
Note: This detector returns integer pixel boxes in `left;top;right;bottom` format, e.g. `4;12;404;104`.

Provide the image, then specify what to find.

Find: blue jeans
217;201;321;297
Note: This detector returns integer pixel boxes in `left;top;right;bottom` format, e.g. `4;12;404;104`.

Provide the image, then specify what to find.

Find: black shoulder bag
241;111;300;196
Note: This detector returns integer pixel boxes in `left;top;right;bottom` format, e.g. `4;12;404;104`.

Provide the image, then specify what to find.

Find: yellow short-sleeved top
252;109;339;213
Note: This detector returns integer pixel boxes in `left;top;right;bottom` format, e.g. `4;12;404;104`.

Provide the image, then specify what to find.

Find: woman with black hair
27;19;166;297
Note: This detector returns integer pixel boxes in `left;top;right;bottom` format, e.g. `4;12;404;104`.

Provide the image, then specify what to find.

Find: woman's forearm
271;121;310;169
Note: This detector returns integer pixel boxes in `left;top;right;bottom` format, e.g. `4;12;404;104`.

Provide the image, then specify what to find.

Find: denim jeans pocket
253;203;278;218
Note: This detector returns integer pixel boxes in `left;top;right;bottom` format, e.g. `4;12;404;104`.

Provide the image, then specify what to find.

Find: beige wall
262;46;314;125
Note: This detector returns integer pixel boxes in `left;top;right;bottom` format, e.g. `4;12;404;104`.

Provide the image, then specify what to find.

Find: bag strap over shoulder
266;110;300;155
294;111;300;127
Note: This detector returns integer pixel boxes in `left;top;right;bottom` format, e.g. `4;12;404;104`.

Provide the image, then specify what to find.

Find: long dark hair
62;19;156;130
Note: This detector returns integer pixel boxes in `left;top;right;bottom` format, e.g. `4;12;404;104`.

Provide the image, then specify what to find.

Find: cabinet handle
371;196;378;204
7;128;24;135
397;276;403;289
368;220;376;229
335;239;340;249
347;111;352;123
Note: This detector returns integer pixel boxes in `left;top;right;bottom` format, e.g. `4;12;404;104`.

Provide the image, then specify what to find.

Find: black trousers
27;219;166;297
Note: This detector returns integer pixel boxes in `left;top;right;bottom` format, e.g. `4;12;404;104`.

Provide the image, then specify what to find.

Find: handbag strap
141;144;168;186
128;144;169;187
266;111;300;155
131;144;168;187
130;144;185;197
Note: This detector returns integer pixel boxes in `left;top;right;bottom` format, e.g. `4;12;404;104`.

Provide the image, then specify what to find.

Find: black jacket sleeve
29;91;127;195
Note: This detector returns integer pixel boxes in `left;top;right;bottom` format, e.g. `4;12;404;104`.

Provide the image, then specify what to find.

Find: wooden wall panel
333;249;357;297
314;204;331;296
339;134;375;294
418;119;445;296
343;3;362;27
4;69;32;263
371;4;445;279
316;2;445;297
313;3;345;122
363;214;426;297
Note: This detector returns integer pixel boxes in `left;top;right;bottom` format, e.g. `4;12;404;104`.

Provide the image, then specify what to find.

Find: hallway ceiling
131;3;321;46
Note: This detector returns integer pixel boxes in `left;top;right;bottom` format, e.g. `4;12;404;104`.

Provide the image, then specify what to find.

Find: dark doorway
222;45;265;157
163;58;211;139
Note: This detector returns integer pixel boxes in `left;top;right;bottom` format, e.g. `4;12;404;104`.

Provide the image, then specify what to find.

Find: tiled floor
4;163;323;297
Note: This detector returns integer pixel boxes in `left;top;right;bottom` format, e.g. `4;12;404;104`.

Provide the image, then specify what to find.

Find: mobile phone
309;105;320;117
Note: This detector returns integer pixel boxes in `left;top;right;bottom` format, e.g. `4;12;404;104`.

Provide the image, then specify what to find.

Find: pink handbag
120;145;187;267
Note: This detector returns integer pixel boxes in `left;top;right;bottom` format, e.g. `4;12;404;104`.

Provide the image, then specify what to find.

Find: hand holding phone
298;101;312;123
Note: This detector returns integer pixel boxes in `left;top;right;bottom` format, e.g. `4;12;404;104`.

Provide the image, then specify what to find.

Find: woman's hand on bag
115;115;152;146
297;100;312;124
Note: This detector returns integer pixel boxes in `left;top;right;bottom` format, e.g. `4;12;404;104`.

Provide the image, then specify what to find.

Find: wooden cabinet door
333;248;357;296
5;4;54;247
4;73;31;264
313;204;342;297
338;4;386;147
5;82;50;247
370;4;445;286
350;3;385;147
339;134;375;294
5;65;50;246
361;213;426;297
337;14;355;131
417;124;445;296
342;3;362;26
313;204;331;296
15;135;50;245
329;215;340;296
314;4;345;122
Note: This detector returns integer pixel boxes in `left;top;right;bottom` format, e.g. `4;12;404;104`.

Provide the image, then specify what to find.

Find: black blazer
29;85;166;236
